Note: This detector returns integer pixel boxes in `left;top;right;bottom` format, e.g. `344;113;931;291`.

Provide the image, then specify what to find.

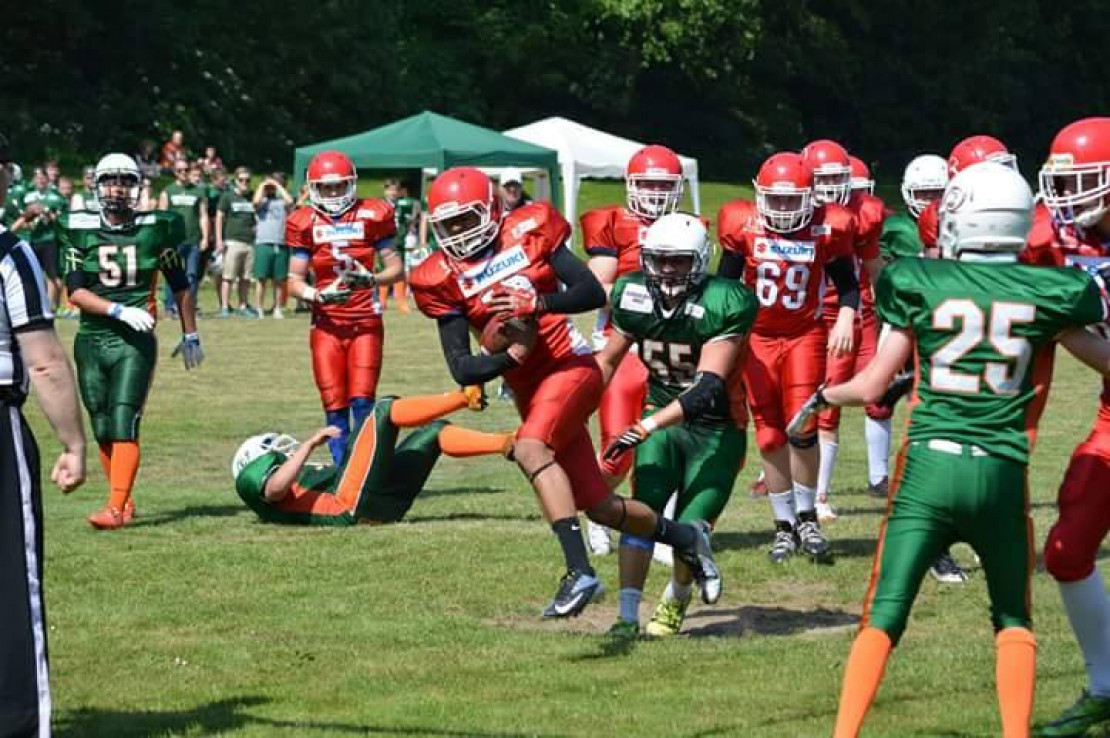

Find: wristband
302;286;318;302
108;302;123;318
506;344;528;365
184;332;199;342
640;416;659;434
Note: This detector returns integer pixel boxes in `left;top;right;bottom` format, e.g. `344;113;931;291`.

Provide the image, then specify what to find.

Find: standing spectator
138;178;155;212
160;130;185;174
200;166;227;306
379;178;417;313
134;139;159;180
43;160;60;190
56;176;74;210
157;159;208;318
201;146;224;174
70;165;97;211
217;167;257;317
499;169;532;213
10;169;66;309
0;137;87;738
252;172;294;318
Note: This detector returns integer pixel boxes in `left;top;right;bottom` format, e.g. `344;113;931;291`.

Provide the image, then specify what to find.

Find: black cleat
797;510;833;564
768;520;798;564
929;551;969;584
542;569;601;618
868;476;890;499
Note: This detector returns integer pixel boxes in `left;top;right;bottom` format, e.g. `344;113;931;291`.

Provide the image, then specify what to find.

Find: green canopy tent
292;111;562;209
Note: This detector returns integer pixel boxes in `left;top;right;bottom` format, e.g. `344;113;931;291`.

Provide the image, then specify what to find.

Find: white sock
757;469;765;482
817;441;839;499
769;490;796;525
619;588;642;624
865;418;892;485
793;482;817;514
1060;570;1110;697
664;579;693;604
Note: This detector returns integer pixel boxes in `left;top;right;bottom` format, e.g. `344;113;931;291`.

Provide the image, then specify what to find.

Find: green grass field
20;181;1107;737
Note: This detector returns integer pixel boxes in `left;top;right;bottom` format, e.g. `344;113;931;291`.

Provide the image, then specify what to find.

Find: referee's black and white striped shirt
0;225;54;399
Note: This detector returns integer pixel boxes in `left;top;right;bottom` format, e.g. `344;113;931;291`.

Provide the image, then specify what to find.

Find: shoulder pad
408;251;454;290
819;203;856;233
716;200;758;240
355;197;395;223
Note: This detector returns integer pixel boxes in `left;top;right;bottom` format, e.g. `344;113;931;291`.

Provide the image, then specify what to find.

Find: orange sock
390;393;468;427
98;443;112;479
378;284;390;306
996;627;1036;738
395;281;409;311
438;426;513;457
107;441;141;511
834;626;893;738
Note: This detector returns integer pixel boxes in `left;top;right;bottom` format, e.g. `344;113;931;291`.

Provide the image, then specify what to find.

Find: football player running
286;151;403;463
232;388;514;526
60;153;203;530
594;214;757;638
717;152;859;564
581;144;684;555
1028;117;1110;738
789;162;1110;738
410;168;719;619
802;140;885;521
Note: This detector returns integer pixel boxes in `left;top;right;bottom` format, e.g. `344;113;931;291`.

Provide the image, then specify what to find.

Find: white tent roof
501;116;701;231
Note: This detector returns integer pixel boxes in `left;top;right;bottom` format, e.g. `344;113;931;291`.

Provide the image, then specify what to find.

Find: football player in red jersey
802;141;886;522
1027;118;1110;737
580;144;683;555
848;156;874;196
409;167;720;618
717;152;859;563
286;151;403;463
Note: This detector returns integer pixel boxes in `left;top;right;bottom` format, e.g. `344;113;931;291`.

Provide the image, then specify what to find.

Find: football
479;315;537;354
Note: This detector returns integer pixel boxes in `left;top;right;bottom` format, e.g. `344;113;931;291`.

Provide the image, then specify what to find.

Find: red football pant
310;322;384;412
511;354;608;511
1044;426;1110;582
819;308;890;431
597;351;648;480
744;328;827;452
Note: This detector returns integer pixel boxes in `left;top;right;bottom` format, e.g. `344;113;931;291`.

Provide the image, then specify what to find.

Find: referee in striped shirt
0;133;86;738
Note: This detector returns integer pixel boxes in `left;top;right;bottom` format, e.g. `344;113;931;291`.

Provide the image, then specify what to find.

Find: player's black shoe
673;520;721;604
868;476;890;499
797;510;833;564
929;551;969;584
768;520;798;564
542;569;601;618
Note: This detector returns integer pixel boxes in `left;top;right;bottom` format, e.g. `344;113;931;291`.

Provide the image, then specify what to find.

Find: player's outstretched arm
1060;328;1110;376
826;328;912;407
263;427;342;502
594;330;634;386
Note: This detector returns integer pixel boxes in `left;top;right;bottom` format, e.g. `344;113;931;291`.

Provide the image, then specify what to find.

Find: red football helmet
1039;117;1110;229
801;139;852;205
625;145;684;220
306;151;357;215
849;156;874;195
947;135;1015;177
426;167;502;261
754;152;815;233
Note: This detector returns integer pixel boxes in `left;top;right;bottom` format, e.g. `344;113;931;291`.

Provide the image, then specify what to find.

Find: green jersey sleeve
875;259;921;329
704;280;757;342
609;275;640;338
235;453;284;509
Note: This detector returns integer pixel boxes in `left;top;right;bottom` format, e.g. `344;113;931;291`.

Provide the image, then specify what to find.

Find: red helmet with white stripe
426;167;502;261
801;139;852;205
625;145;684;220
1039;117;1110;229
754;152;815;234
307;151;357;215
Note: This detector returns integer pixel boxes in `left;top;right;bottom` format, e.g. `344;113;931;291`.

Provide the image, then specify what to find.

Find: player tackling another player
786;162;1110;738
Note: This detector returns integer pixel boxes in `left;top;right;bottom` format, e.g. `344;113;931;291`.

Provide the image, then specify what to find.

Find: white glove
171;333;205;370
786;384;829;438
108;303;155;332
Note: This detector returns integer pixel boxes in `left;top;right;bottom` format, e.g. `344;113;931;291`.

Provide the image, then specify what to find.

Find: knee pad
865;404;894;421
756;427;787;453
1044;526;1096;583
619;533;654;552
789;433;818;449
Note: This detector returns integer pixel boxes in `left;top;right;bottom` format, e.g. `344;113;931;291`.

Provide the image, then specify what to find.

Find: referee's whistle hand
51;450;85;493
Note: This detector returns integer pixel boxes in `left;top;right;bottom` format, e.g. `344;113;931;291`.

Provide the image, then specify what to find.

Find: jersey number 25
930;299;1035;395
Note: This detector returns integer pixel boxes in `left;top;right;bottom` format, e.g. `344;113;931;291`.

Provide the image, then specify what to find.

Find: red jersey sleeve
918;201;939;249
822;204;857;262
717;200;756;255
409;254;465;319
355;198;398;247
1020;204;1066;266
504;202;571;260
285;207;312;251
580;208;617;258
853;194;885;261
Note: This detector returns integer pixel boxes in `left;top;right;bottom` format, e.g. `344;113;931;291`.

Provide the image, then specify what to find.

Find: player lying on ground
61;153;204;531
594;214;757;638
231;388;513;525
411;167;719;618
787;162;1110;738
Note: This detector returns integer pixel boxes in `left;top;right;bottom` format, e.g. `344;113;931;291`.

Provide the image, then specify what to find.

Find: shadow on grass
126;504;246;528
419;485;506;499
713;529;880;560
566;632;641;662
405;511;542;524
682;604;857;638
56;695;568;737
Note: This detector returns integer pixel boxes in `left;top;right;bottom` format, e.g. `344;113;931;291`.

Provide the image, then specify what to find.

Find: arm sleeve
436;314;518;385
0;236;54;331
539;245;606;315
717;250;746;280
826;257;860;309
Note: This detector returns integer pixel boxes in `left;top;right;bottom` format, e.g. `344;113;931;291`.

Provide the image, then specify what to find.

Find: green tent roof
293;111;561;204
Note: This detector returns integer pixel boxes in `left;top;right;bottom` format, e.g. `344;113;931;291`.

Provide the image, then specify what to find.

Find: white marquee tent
501;117;702;228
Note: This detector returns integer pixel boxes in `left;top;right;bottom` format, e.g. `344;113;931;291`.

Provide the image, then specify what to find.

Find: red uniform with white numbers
718;199;855;451
1019;204;1110;582
820;191;890;430
286;197;396;411
581;205;651;479
411;201;607;510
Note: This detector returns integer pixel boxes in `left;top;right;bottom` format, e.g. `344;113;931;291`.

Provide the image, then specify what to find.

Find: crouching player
232;389;514;525
595;214;757;638
788;162;1110;738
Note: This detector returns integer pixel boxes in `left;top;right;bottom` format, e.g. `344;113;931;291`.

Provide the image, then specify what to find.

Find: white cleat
652;543;674;567
587;520;612;556
816;496;838;523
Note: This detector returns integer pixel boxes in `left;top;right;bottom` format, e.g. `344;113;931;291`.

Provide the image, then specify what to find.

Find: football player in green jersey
787;163;1110;738
595;213;757;638
879;154;948;263
11;168;68;308
380;178;419;313
60;153;204;531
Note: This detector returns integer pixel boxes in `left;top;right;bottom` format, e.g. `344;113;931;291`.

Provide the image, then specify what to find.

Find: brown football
479;315;537;354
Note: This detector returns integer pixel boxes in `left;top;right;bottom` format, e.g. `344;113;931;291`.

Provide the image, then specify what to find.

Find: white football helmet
937;162;1033;262
901;155;949;218
640;213;711;303
94;153;141;215
231;433;300;480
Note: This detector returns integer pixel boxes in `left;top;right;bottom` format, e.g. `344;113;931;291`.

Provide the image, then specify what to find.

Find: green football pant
863;440;1033;644
74;330;157;445
632;420;746;523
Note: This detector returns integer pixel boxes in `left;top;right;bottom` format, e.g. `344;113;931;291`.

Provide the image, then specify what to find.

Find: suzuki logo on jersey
457;245;531;297
753;238;816;263
313;221;365;244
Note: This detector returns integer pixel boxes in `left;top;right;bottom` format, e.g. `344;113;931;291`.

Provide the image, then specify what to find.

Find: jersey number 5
755;262;809;310
641;339;696;386
99;244;138;288
931;299;1035;395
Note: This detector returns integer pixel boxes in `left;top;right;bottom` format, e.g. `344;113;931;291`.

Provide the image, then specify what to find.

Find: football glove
786;384;829;438
602;423;652;462
491;284;540;319
107;303;155;333
463;385;488;411
171;332;205;370
877;370;914;409
317;279;352;305
345;261;377;289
